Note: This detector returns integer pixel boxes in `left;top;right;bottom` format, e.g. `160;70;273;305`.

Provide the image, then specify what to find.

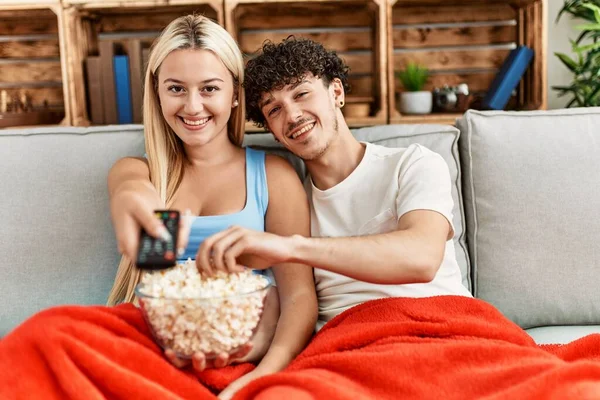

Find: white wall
547;0;580;109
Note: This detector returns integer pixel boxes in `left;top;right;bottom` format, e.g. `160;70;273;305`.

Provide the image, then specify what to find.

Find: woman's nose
184;92;204;114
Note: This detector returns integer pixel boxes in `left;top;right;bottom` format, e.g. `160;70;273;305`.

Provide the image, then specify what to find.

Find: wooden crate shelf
387;0;546;125
1;0;547;130
226;0;388;129
0;2;68;128
62;0;223;126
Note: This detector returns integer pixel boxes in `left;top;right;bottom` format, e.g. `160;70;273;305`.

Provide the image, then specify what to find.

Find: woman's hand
218;369;268;400
110;182;192;262
163;286;280;371
163;343;252;371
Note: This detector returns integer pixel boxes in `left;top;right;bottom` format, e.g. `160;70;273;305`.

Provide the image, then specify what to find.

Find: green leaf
551;85;577;91
566;97;579;108
574;41;600;52
395;62;429;92
581;3;600;23
584;83;600;105
555;52;579;72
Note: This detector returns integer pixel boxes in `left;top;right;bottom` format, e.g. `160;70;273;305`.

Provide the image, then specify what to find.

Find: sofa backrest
1;123;470;335
458;108;600;329
0;125;145;336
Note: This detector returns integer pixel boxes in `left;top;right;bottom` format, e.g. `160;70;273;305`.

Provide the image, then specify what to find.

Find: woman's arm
108;157;184;260
254;154;317;374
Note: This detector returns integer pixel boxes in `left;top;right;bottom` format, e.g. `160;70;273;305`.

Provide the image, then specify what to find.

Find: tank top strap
244;147;269;216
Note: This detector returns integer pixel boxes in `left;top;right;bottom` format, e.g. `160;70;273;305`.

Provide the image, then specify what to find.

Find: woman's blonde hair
107;14;245;305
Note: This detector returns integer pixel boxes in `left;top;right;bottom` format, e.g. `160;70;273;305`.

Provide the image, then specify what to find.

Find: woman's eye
168;85;185;94
203;86;220;93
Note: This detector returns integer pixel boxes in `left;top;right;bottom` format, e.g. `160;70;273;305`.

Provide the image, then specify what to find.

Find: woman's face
157;48;236;147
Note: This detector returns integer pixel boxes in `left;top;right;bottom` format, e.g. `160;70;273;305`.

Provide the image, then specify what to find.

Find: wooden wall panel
393;25;516;48
0;61;62;83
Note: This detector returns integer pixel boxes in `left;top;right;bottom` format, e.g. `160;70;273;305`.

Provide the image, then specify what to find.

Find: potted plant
553;1;600;107
396;62;432;114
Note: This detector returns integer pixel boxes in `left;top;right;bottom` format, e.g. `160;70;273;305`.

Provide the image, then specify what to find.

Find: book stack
84;38;152;125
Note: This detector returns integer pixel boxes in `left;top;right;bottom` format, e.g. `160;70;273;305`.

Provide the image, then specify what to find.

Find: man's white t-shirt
305;142;472;331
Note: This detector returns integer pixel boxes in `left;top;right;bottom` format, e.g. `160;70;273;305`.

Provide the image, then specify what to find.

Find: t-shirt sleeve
395;144;455;238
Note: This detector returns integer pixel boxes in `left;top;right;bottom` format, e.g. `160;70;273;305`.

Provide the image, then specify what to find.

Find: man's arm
290;209;451;284
197;146;454;286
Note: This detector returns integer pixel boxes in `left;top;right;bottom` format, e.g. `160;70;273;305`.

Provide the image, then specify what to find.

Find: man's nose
286;104;303;123
184;92;204;114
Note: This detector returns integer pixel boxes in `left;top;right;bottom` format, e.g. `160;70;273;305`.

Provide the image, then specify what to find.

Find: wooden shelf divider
226;0;388;130
62;0;223;126
0;1;69;127
387;0;546;125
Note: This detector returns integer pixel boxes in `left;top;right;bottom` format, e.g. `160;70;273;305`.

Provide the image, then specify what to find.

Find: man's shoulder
367;142;439;164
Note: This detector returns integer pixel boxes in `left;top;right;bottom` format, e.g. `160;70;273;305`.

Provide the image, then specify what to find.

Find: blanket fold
237;296;600;400
3;296;600;400
0;304;249;399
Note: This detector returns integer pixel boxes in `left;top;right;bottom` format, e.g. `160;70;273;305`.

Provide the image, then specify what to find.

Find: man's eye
268;107;280;116
168;85;185;93
296;91;308;98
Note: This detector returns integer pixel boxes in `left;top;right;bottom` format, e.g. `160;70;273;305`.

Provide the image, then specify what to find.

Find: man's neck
306;129;366;191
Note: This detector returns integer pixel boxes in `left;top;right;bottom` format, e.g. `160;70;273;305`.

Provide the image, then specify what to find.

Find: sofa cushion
245;124;471;292
457;108;600;329
526;326;600;345
0;125;145;336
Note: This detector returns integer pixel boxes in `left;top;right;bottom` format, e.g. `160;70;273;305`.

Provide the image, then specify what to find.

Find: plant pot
399;91;432;115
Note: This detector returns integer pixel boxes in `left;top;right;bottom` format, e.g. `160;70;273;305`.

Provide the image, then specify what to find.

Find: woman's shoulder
264;153;298;179
111;156;149;173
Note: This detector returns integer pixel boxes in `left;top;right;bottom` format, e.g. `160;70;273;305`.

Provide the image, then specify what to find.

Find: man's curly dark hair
244;37;350;128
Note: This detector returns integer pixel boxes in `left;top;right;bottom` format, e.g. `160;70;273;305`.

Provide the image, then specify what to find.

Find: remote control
136;210;180;270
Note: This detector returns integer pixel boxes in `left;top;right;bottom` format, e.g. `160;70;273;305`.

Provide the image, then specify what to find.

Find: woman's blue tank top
179;147;269;261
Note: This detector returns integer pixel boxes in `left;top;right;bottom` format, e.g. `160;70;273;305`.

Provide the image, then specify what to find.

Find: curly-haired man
197;38;472;330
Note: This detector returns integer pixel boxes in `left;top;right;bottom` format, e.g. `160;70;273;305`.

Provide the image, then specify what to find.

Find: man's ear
331;78;345;108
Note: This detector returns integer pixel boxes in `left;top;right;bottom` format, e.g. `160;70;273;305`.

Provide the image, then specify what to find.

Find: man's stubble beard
301;106;339;162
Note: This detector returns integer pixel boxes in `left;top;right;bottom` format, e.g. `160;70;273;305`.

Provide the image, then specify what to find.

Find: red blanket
3;296;600;399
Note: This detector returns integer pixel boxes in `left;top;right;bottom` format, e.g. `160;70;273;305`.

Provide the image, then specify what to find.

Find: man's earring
232;100;239;108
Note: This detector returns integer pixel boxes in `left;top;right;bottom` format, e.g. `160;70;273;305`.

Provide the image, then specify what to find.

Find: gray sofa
2;107;600;344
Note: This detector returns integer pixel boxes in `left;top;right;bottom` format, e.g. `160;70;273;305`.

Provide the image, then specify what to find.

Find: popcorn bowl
135;265;272;360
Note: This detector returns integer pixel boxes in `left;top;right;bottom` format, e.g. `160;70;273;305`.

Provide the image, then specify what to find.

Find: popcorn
136;260;270;358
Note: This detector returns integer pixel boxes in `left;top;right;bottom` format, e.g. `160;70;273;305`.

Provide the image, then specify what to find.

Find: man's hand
195;226;296;275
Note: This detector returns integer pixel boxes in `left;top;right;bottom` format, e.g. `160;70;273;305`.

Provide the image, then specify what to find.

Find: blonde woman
0;15;317;400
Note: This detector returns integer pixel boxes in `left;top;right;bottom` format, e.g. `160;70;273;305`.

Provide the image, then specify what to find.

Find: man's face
259;73;343;161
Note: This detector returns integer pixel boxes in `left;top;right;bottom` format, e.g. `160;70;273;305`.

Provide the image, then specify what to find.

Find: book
482;46;534;110
84;56;104;125
99;40;118;124
113;55;133;124
127;40;144;124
